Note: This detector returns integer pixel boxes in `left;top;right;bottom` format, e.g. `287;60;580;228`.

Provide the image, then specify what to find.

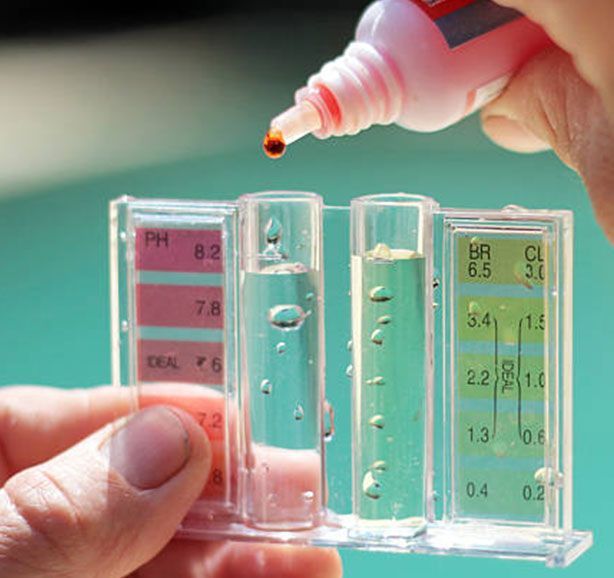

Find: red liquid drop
263;129;286;159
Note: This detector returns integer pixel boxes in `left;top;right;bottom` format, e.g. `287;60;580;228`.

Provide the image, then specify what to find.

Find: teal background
0;18;612;576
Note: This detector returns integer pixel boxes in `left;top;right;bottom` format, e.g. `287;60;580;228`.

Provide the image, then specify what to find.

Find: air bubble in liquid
269;304;307;330
534;467;562;487
276;342;287;355
324;400;335;442
369;286;393;303
293;403;305;421
366;376;385;386
260;379;273;395
362;471;383;500
120;320;129;332
345;364;353;378
377;314;392;325
347;339;353;351
306;291;315;302
370;329;384;345
302;490;315;502
371;460;387;473
369;414;385;429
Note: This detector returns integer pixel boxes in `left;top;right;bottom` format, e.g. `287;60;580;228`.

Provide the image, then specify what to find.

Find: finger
482;47;614;242
0;406;211;578
0;385;218;481
493;0;614;119
0;386;133;481
136;539;342;578
480;115;550;154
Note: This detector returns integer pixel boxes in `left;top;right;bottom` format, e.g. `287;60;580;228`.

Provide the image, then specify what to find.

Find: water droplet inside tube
369;414;385;429
369;286;393;302
269;304;306;330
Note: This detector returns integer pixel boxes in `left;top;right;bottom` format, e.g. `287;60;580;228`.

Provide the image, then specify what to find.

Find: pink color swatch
136;284;224;328
138;339;224;384
136;228;223;273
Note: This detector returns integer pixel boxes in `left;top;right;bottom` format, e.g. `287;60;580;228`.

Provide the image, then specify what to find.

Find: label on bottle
410;0;521;48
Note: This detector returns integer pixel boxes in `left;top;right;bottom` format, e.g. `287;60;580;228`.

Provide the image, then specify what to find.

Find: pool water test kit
110;192;592;566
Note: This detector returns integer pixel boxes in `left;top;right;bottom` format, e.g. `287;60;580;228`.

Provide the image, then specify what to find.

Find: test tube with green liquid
350;193;434;535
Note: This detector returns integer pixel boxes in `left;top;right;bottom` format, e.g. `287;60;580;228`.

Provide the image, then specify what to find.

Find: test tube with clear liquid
350;193;435;535
239;191;325;530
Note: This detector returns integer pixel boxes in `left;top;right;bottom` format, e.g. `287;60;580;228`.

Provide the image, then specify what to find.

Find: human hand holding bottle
482;0;614;242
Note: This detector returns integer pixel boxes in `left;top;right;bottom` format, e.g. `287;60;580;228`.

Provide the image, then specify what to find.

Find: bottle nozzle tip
263;100;322;157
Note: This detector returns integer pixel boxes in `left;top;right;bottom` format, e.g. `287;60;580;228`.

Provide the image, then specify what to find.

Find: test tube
239;191;325;530
350;193;434;534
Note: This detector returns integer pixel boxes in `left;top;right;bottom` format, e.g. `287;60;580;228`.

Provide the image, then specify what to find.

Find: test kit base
178;516;592;567
110;193;592;567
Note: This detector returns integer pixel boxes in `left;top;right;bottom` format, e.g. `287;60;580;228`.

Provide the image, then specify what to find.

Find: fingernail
104;406;191;490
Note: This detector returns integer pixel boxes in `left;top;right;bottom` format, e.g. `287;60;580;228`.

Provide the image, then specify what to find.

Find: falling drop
371;460;387;473
362;471;383;500
260;379;273;395
369;414;385;429
345;364;353;378
276;342;287;355
265;216;283;244
369;286;393;303
269;304;306;330
377;314;392;325
366;376;385;386
293;403;304;421
120;320;129;332
370;329;384;345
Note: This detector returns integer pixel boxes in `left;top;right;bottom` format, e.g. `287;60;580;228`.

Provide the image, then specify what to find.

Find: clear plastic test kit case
110;192;593;567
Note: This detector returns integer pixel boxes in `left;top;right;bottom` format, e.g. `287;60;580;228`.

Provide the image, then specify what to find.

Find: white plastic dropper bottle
263;0;550;158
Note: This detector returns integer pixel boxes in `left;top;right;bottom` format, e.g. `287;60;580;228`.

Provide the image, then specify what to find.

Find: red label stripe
409;0;477;20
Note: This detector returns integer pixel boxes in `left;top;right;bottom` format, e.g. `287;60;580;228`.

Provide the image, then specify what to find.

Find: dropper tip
262;100;322;158
262;128;287;159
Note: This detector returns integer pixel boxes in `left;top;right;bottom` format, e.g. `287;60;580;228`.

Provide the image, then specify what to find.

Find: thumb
0;406;211;578
481;47;614;243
